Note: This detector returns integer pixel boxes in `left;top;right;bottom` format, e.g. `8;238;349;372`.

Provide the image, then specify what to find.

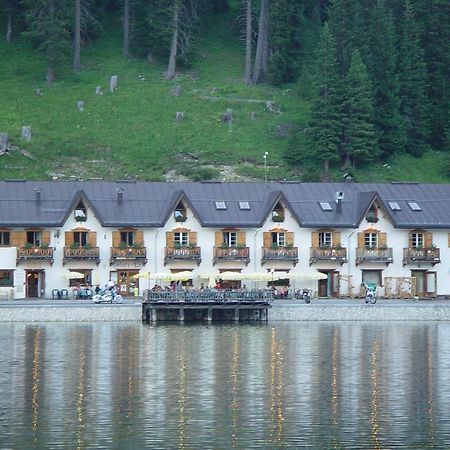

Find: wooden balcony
309;247;347;266
17;247;54;265
213;247;250;265
355;247;393;266
261;247;298;265
110;247;147;266
403;247;441;266
63;246;100;265
164;246;201;265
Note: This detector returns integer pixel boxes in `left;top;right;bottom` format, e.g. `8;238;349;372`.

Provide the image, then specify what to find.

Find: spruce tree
342;49;377;168
398;0;429;157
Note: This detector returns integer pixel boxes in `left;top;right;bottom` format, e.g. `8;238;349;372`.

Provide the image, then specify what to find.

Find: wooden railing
17;247;54;265
213;247;250;265
164;246;201;265
355;247;393;265
110;247;147;263
261;247;298;265
403;247;440;266
309;247;347;265
63;247;100;264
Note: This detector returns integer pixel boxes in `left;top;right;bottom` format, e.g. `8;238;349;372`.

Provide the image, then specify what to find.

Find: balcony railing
213;247;250;265
355;247;393;265
110;247;147;265
63;246;100;265
403;247;441;266
17;247;54;265
261;247;298;265
309;247;347;265
164;246;201;265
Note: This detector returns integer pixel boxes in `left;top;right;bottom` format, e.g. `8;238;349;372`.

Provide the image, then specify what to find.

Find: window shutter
88;231;97;247
166;231;174;247
112;231;120;247
357;232;364;248
286;232;294;246
332;231;341;246
378;232;387;247
311;232;319;248
425;232;433;248
263;232;271;248
135;230;144;246
42;231;50;246
409;232;413;248
65;231;74;247
190;231;198;246
448;233;450;247
11;231;26;247
237;231;246;246
215;231;222;246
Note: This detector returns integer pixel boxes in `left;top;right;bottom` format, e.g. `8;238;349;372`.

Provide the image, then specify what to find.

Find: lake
1;322;450;449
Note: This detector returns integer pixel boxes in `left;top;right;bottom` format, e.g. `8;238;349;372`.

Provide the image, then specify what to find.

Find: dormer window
74;201;87;222
174;201;187;222
366;205;378;223
272;202;284;222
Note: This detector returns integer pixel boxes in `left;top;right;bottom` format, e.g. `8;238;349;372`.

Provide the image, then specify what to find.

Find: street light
263;152;268;182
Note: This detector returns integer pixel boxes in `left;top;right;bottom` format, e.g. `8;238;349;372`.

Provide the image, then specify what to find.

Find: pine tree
366;0;405;158
398;0;429;157
342;49;377;168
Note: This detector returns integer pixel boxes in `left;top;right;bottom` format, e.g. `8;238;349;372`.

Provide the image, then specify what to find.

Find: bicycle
93;288;124;304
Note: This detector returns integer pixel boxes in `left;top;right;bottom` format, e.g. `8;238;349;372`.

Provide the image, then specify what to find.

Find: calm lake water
1;322;450;449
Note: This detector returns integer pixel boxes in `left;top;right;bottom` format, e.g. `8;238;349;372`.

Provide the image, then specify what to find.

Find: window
319;202;332;211
68;269;91;287
411;232;424;248
26;231;42;246
215;201;227;210
364;233;378;248
388;201;401;211
408;202;422;211
362;270;382;286
120;231;135;247
366;205;378;222
0;270;13;287
223;231;237;247
74;201;87;221
239;201;250;210
174;232;189;247
319;232;332;248
271;232;285;247
73;231;88;247
174;202;187;221
0;231;10;246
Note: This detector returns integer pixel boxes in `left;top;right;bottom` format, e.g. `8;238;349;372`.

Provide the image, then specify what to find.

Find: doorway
117;270;139;297
317;270;339;298
411;270;437;298
26;270;45;298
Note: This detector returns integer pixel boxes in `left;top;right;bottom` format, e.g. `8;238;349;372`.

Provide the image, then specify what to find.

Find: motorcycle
295;288;312;304
93;287;124;304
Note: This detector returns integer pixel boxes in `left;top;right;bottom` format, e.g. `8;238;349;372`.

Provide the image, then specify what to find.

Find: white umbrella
286;272;328;280
131;271;151;280
218;271;245;281
67;271;85;279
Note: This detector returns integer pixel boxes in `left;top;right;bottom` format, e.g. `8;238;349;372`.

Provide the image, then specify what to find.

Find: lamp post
263;152;268;182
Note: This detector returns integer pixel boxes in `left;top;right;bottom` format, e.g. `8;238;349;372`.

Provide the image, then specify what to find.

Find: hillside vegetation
0;3;449;183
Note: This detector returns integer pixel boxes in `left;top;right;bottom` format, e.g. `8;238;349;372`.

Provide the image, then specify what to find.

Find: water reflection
1;322;450;449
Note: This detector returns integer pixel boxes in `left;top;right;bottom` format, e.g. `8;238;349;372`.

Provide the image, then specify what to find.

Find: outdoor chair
52;289;60;299
60;289;69;299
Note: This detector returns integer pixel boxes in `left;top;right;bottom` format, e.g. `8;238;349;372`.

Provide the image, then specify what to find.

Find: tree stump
175;112;184;122
21;126;32;141
222;108;233;124
95;86;103;95
170;85;182;96
77;101;85;112
110;75;118;92
0;133;8;156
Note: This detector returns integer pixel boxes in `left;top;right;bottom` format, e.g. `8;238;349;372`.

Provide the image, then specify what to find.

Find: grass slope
0;11;448;183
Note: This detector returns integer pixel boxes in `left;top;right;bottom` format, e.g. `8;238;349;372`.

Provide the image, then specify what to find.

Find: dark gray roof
0;181;450;228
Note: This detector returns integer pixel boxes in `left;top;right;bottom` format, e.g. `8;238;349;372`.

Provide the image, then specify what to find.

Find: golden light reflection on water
231;331;239;448
331;329;339;449
178;340;186;450
76;336;87;450
269;328;284;444
427;328;434;447
31;328;41;442
371;340;380;450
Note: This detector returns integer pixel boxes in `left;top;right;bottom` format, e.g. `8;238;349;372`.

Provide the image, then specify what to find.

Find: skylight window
215;201;227;210
239;201;250;210
408;202;422;211
388;201;401;211
319;202;332;211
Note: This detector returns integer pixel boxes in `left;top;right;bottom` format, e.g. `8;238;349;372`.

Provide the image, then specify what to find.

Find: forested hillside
0;0;449;182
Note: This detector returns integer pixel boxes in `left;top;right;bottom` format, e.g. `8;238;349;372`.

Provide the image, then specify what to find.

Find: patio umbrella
131;271;151;280
169;271;194;281
218;271;245;281
67;271;85;279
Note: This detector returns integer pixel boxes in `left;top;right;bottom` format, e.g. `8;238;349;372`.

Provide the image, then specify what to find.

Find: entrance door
411;270;435;298
118;270;138;297
318;270;335;298
26;270;44;298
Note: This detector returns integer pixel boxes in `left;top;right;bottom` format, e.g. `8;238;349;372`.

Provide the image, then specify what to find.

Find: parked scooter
93;287;124;304
363;282;377;304
295;288;312;304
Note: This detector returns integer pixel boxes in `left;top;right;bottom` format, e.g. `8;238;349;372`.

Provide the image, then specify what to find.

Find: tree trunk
123;0;130;58
6;9;12;42
324;159;329;173
252;0;269;85
165;1;179;80
73;0;81;71
47;0;56;84
46;65;55;84
243;0;252;85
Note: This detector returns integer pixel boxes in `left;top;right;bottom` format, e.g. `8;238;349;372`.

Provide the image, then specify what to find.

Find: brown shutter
425;232;433;248
237;231;246;246
189;231;198;246
357;232;364;248
42;231;50;246
311;232;319;248
378;232;387;247
215;231;222;246
448;233;450;247
263;232;271;248
166;231;174;247
112;231;120;247
286;232;294;246
65;231;74;247
408;231;413;248
88;231;97;247
332;231;341;247
11;231;26;247
135;230;144;246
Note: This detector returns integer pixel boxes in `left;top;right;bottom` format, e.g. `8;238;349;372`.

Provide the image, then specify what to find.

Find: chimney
35;187;41;204
335;191;344;213
117;188;124;204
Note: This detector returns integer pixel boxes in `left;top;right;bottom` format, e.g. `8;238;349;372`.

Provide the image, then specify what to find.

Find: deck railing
355;247;393;265
403;247;440;265
63;247;100;264
110;247;147;262
17;247;54;264
309;247;347;265
164;246;201;264
213;247;250;265
261;247;298;264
